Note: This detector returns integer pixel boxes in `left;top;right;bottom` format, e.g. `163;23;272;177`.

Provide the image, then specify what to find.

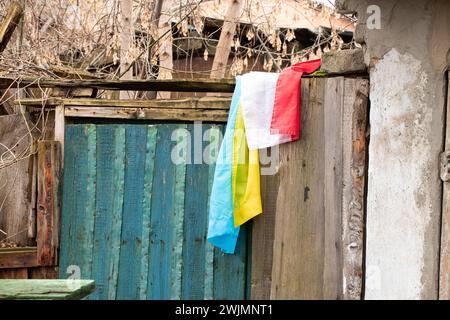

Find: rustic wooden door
58;123;250;300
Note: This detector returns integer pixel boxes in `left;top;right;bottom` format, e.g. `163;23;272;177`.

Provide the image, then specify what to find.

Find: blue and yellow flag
207;77;262;254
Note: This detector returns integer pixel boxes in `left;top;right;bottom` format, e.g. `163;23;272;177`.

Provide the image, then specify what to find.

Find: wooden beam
0;247;39;269
37;141;62;266
0;1;24;54
440;71;450;300
341;78;369;300
54;105;65;163
0;279;96;299
0;77;236;92
64;106;228;122
16;96;232;110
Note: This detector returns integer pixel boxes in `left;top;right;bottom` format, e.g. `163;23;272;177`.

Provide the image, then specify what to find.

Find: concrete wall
336;0;450;299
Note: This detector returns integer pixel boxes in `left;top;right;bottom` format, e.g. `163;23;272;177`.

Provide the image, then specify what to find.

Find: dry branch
0;1;23;54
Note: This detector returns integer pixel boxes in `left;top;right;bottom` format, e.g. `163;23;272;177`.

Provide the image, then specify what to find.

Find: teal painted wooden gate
59;123;250;300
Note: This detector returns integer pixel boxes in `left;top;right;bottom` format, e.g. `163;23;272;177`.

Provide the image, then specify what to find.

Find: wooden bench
0;279;95;300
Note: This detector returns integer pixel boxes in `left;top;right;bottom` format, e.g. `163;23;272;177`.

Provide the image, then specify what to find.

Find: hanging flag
207;77;242;254
270;59;322;138
240;59;321;150
232;105;262;227
207;59;321;254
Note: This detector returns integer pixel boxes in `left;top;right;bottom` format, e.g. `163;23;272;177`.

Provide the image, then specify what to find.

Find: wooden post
54;104;65;164
439;71;450;299
341;78;369;299
119;0;134;99
156;0;173;100
0;1;24;54
36;141;62;266
210;0;243;79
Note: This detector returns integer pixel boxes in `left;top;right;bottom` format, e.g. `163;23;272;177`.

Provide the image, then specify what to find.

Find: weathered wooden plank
54;104;65;163
36;141;62;266
0;279;95;299
0;77;236;92
147;125;177;299
341;78;368;300
58;125;96;281
213;226;248;300
107;127;126;300
270;78;327;299
16;97;232;109
0;247;38;269
90;126;124;300
250;162;280;300
439;72;450;300
27;153;37;240
181;124;210;299
204;125;223;300
116;126;147;300
63;106;228;122
83;126;97;281
139;126;157;300
0;1;24;53
0;268;28;279
0;114;32;246
323;77;344;299
170;124;187;299
29;266;59;279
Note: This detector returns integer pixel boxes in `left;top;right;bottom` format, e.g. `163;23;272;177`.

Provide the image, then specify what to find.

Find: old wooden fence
1;76;370;300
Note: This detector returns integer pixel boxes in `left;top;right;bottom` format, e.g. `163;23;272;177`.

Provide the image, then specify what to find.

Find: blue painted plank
213;225;248;299
59;124;96;281
116;125;147;299
147;124;177;299
170;124;187;300
139;125;158;299
90;125;126;300
204;125;223;300
90;125;115;300
107;126;126;300
59;124;79;279
181;123;217;299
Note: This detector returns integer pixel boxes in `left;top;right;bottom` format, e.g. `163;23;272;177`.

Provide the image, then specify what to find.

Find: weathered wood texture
0;268;28;279
0;114;32;246
0;1;24;53
0;77;236;92
250;171;279;299
37;141;61;266
63;107;228;122
0;279;95;299
440;72;450;300
17;97;232;109
18;97;232;122
341;78;369;299
0;247;38;269
59;124;250;300
29;266;59;279
269;77;368;299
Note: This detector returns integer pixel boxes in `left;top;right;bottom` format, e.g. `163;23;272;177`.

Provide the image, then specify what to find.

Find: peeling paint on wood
59;123;249;300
